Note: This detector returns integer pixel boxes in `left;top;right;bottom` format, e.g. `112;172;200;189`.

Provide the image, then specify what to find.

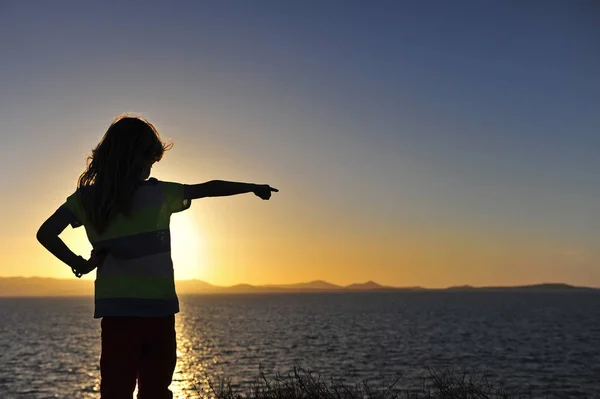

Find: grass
201;367;536;399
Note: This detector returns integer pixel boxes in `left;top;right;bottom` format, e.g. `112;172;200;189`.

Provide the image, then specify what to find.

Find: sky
0;0;598;287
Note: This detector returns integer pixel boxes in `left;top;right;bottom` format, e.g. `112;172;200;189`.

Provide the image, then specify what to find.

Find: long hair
78;115;172;234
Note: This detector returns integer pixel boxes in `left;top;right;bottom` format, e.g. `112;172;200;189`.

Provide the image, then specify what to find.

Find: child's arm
36;208;104;277
184;181;278;200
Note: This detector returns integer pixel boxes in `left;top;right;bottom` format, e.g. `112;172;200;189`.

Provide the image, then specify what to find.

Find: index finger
270;187;279;192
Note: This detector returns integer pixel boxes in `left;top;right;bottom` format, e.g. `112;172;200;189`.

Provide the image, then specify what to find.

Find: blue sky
0;1;598;286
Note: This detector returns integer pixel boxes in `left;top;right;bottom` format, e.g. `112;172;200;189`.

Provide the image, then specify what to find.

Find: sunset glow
170;213;207;281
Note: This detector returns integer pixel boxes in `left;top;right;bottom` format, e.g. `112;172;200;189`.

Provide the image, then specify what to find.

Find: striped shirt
61;178;190;318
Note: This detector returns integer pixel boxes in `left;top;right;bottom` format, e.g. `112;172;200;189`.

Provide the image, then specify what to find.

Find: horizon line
1;276;598;290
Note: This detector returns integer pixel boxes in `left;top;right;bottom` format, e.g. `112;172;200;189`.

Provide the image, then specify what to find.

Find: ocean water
1;291;600;398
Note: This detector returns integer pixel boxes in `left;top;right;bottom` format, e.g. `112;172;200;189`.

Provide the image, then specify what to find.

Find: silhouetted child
37;116;278;399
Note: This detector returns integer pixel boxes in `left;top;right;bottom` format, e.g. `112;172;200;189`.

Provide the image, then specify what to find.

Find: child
36;115;278;399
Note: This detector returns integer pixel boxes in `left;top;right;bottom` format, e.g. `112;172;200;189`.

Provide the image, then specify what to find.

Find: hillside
268;280;343;291
344;281;386;290
0;278;595;297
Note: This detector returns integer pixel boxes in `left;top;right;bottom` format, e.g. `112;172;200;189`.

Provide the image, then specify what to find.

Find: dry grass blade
203;367;531;399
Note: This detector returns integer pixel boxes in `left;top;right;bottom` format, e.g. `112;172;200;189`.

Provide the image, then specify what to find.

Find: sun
170;214;207;281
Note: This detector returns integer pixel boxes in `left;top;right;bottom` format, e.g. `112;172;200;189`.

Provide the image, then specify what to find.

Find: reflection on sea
170;315;205;399
131;316;209;399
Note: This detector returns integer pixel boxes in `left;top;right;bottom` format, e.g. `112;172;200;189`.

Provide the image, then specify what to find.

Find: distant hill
0;277;93;297
446;285;476;290
176;279;219;294
518;283;584;290
344;281;387;290
445;283;592;292
225;283;288;293
268;280;343;291
0;277;596;297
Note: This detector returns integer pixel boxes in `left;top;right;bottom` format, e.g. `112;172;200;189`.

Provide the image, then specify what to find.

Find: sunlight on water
172;316;202;399
129;316;206;399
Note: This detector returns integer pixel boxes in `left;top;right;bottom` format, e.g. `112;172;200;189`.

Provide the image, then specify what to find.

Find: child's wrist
71;255;87;270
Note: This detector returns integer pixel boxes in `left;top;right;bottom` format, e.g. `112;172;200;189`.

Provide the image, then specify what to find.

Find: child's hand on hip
72;249;108;278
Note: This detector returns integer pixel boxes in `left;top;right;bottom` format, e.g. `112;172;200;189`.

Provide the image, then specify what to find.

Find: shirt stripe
94;273;176;299
95;297;179;318
94;229;171;260
99;253;175;278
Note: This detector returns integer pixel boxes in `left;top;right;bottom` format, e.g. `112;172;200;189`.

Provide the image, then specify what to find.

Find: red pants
100;315;177;399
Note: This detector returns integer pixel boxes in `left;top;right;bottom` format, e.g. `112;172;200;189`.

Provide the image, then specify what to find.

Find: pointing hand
253;184;279;200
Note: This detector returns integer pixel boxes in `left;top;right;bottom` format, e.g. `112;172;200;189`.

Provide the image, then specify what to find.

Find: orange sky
7;145;596;288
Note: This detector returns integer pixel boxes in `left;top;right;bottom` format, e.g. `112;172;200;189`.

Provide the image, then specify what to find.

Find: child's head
78;115;172;233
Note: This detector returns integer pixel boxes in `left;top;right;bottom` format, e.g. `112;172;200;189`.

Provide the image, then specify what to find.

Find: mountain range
0;277;596;297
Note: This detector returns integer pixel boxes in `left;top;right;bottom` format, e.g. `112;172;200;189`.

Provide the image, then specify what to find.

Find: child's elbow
36;225;50;246
36;228;44;245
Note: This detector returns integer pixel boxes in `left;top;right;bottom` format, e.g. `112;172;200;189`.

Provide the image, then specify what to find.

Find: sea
1;291;599;399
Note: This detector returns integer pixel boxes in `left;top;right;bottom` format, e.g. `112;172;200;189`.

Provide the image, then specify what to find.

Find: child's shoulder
143;178;185;198
147;178;185;189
